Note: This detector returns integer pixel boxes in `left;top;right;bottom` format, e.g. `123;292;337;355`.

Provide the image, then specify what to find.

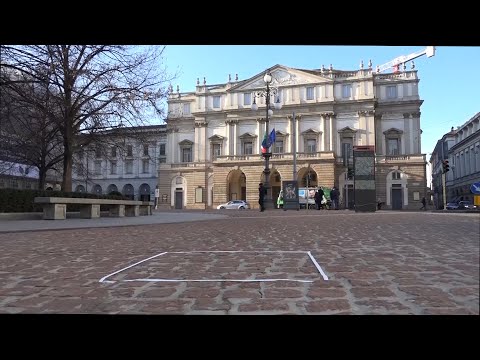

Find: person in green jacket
277;190;284;209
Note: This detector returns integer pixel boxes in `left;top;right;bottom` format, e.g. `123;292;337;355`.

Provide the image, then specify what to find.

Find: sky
160;45;479;156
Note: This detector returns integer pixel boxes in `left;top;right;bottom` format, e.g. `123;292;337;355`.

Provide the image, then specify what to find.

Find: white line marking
99;250;328;284
168;250;309;254
307;251;329;281
123;278;314;283
99;251;168;283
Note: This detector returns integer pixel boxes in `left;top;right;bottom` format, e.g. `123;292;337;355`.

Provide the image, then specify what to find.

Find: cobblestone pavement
0;210;478;315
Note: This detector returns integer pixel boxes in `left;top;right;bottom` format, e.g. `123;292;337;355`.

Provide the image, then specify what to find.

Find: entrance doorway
175;191;183;209
391;187;402;209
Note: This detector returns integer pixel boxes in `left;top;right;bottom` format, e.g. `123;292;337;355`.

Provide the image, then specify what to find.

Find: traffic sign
470;182;480;195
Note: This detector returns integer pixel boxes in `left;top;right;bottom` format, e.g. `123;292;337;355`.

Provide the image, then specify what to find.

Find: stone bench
34;197;154;220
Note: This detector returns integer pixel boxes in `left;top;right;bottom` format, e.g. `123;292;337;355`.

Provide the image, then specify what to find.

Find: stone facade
446;113;480;204
72;125;167;202
159;64;428;210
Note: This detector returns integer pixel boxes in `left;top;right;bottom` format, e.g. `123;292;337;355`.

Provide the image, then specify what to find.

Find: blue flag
269;128;276;147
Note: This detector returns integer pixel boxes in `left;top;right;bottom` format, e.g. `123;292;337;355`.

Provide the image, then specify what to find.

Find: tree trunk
62;133;73;192
38;167;46;190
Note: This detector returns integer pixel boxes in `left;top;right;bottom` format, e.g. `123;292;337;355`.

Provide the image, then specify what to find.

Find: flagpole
293;112;296;181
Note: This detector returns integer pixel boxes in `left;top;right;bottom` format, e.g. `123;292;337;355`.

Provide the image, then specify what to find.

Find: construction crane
376;46;435;73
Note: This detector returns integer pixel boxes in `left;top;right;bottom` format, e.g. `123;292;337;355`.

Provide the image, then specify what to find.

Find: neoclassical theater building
158;64;427;210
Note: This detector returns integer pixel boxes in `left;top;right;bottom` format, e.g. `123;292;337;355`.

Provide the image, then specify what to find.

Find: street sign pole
442;172;447;210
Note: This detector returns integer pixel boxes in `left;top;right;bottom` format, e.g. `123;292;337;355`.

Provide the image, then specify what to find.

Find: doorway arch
123;184;134;200
139;183;151;201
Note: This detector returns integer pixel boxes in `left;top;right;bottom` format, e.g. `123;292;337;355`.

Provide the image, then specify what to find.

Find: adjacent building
158;64;428;210
430;112;480;208
430;128;457;209
72;125;167;201
446;112;480;204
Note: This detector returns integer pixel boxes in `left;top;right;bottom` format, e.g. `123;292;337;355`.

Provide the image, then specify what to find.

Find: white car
216;200;250;210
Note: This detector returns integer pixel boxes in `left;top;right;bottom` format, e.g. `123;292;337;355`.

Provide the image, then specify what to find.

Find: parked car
216;200;250;210
445;202;459;210
446;200;477;210
457;200;477;210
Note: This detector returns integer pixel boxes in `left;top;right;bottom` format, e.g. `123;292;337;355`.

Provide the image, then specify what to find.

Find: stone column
233;120;238;156
224;121;230;156
412;111;421;154
374;113;382;155
329;113;336;154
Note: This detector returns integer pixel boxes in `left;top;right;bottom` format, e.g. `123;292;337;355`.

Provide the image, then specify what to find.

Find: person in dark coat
314;187;324;210
330;186;339;210
420;197;427;210
258;183;266;212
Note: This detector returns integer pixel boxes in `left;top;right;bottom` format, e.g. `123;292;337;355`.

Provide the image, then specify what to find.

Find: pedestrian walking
258;183;266;212
420;196;427;210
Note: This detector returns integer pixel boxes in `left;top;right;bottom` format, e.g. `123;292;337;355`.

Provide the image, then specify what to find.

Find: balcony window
244;93;251;106
213;96;221;109
125;160;133;174
110;160;117;175
306;87;314;100
182;148;192;162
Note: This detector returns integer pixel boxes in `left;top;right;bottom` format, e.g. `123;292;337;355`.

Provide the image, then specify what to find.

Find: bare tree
1;45;173;191
0;65;63;189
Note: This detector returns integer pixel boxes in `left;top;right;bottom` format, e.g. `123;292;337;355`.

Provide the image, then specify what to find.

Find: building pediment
275;130;288;136
229;64;332;92
209;134;224;141
302;128;322;135
338;126;358;134
383;128;404;135
178;139;194;146
239;132;257;139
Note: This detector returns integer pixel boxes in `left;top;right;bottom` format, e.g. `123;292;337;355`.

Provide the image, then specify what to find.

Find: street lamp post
251;72;282;210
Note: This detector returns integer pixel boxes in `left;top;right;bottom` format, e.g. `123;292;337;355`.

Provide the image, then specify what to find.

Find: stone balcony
335;154;426;165
160;152;336;170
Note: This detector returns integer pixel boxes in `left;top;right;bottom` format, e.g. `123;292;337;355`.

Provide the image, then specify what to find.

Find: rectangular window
182;147;192;162
213;96;221;109
95;146;102;158
159;143;166;156
127;145;133;157
274;140;284;154
158;157;166;164
11;180;18;188
342;84;352;98
111;147;117;158
76;163;84;176
386;85;397;99
306;139;316;153
306;87;314;100
341;141;353;160
110;160;117;175
212;143;221;160
387;138;400;155
142;159;149;173
125;160;133;174
195;187;203;203
25;182;32;189
143;144;149;156
244;142;253;155
244;93;251;106
183;103;190;115
94;160;102;175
